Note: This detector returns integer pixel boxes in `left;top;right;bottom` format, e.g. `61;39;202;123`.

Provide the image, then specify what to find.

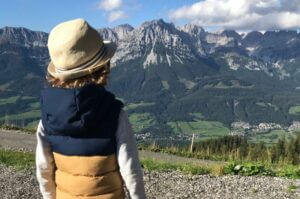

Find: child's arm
36;120;56;199
115;110;147;199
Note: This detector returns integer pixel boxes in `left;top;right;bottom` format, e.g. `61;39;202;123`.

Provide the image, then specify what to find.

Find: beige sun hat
47;18;116;81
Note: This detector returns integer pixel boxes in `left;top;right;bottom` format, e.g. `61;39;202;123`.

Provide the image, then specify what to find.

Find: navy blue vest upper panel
40;84;123;156
46;135;115;156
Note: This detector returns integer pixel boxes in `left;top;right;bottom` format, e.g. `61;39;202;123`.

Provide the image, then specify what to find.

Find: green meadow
289;106;300;114
167;118;230;140
128;112;157;133
124;102;155;111
248;130;295;145
0;96;20;106
0;95;40;129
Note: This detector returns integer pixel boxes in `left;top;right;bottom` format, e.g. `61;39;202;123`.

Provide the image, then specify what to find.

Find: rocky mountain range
1;19;300;137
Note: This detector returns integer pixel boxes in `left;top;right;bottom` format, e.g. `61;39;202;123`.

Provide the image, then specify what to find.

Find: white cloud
108;10;128;22
98;0;128;22
169;0;300;30
99;0;122;11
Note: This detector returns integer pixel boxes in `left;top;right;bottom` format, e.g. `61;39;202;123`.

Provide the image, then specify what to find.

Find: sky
1;0;300;32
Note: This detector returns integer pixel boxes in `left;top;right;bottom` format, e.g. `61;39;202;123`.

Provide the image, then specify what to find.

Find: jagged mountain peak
97;27;118;42
180;23;205;37
1;26;45;34
219;30;241;40
2;19;299;81
112;24;134;40
0;26;48;47
141;19;169;26
114;24;134;31
134;19;182;46
107;19;202;68
113;24;134;35
140;19;176;32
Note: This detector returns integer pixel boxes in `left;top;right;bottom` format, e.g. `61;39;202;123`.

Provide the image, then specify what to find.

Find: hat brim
47;41;117;81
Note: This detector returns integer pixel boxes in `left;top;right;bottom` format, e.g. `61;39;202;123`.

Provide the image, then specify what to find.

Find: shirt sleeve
115;110;147;199
35;120;57;199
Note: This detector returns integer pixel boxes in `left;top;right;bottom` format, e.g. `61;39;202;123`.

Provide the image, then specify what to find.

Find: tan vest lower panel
53;152;124;198
57;187;125;199
53;152;119;176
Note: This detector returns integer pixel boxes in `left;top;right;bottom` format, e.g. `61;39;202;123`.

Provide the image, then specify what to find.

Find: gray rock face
94;20;300;80
113;24;134;40
105;19;201;68
0;27;48;47
180;23;206;57
98;27;118;43
2;20;300;79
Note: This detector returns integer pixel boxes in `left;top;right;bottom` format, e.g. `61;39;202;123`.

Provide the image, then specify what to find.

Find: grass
167;119;230;139
140;143;300;179
0;110;40;121
289;105;300;114
275;165;300;179
223;161;300;179
189;112;205;119
141;158;211;175
141;158;300;179
28;102;40;109
0;149;35;170
0;95;37;106
204;80;253;89
250;188;258;194
161;81;170;90
124;102;155;111
248;130;294;145
0;148;298;179
25;120;39;130
256;102;279;111
21;96;37;100
0;96;40;128
128;113;156;133
140;143;227;161
287;183;298;193
0;124;36;133
0;96;20;106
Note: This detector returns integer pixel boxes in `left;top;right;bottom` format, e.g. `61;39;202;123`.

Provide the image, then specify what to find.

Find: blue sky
0;0;198;32
1;0;300;32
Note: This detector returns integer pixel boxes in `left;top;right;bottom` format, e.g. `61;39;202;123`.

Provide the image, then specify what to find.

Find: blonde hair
46;62;110;89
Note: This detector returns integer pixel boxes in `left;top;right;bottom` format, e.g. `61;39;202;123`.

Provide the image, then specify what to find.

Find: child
35;18;147;199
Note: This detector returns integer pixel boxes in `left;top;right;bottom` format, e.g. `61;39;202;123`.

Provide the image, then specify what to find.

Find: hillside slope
1;20;300;139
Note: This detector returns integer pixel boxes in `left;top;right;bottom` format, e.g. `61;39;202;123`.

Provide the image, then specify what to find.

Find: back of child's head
46;61;110;89
46;18;116;89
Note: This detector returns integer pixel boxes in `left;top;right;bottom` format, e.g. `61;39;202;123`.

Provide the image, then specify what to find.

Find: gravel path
143;170;300;199
0;130;36;151
0;164;299;199
0;129;299;199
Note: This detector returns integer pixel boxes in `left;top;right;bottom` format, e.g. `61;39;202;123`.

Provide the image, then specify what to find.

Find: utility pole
190;133;195;153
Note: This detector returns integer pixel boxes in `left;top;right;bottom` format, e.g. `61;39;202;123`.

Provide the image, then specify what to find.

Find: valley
1;19;300;144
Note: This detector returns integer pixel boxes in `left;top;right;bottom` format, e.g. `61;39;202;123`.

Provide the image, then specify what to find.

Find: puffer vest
40;84;124;199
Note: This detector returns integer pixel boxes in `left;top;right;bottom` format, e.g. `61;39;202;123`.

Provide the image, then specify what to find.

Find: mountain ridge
1;19;300;139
